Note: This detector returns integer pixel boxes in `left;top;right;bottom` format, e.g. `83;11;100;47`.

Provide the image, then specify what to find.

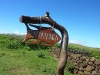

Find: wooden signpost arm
20;12;69;75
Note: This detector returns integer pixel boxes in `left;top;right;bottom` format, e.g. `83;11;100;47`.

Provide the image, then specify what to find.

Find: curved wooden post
19;12;69;75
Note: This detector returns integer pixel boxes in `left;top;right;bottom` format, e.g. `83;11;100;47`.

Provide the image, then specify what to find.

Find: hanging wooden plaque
22;23;61;46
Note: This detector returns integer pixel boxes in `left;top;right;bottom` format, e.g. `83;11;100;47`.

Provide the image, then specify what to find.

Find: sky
0;0;100;48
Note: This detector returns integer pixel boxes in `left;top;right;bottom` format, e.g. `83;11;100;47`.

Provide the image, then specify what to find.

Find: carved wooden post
19;12;69;75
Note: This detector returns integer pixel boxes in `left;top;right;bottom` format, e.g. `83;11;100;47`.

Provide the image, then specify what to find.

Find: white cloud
61;39;100;48
12;30;19;34
69;39;87;45
12;30;26;35
0;30;7;34
0;30;26;35
69;39;80;44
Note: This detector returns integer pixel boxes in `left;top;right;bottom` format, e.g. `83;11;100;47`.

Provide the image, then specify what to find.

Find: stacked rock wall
68;52;100;75
50;47;100;75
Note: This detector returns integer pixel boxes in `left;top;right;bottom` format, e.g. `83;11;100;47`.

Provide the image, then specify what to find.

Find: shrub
37;52;45;58
66;62;75;73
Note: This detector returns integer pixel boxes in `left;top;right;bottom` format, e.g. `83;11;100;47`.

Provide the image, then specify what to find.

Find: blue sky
0;0;100;48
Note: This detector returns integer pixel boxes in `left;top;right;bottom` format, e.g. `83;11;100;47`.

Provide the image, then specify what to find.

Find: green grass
68;43;100;59
54;43;100;59
0;34;100;75
0;48;56;75
0;34;74;75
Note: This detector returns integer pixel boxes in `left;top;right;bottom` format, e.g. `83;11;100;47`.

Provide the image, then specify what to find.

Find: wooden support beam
19;12;69;75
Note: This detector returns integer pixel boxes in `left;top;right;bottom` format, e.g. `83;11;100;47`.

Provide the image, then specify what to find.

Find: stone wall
50;47;100;75
68;52;100;75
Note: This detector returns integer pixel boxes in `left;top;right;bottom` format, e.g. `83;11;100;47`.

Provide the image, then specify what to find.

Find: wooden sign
22;23;61;46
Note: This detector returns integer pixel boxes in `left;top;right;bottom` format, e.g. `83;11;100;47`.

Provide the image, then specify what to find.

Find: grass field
0;48;57;75
0;34;100;75
0;34;74;75
68;43;100;59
